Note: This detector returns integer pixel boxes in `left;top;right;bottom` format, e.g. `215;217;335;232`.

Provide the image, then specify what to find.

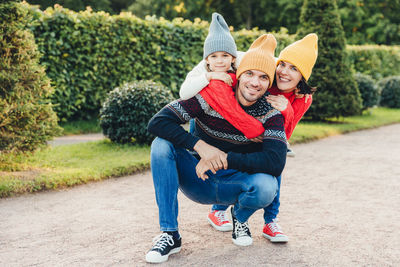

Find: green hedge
347;45;400;81
25;3;400;121
27;4;294;121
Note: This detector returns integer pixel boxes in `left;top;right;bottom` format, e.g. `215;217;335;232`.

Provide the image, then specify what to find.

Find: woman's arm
285;96;312;140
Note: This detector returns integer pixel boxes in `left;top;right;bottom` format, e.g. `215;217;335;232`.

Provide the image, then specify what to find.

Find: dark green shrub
297;0;362;120
99;80;174;145
354;73;379;110
379;76;400;108
0;0;61;153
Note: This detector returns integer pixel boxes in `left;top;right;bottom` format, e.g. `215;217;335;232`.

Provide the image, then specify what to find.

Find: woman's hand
294;89;311;103
266;95;289;111
206;72;233;86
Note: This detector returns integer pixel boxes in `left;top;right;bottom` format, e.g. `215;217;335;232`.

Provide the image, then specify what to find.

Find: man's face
236;70;270;106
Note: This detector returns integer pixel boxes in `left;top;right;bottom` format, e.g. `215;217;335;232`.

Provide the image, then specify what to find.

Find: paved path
47;133;104;146
1;124;400;266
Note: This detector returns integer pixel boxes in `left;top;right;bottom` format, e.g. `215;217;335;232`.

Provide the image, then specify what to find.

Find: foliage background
27;4;294;120
22;2;400;121
27;0;400;45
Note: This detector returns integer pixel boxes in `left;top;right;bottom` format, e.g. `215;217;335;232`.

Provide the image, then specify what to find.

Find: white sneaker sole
207;217;233;232
287;151;296;157
232;236;253;246
262;233;289;243
145;247;181;263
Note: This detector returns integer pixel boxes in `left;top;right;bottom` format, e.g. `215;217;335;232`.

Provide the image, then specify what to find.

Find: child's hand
266;95;288;111
295;89;311;103
207;72;233;86
249;134;264;143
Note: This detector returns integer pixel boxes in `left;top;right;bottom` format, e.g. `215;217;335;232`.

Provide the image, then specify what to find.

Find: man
146;34;287;264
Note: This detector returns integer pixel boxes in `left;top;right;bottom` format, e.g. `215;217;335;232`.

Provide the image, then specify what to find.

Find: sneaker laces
267;219;282;233
151;233;174;250
234;220;250;237
215;210;229;223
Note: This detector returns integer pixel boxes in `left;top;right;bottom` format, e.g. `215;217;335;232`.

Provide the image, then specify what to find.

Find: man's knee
150;137;175;159
252;174;278;207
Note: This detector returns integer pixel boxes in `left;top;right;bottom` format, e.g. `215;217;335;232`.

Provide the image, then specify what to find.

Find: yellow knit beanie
236;34;277;88
277;33;318;81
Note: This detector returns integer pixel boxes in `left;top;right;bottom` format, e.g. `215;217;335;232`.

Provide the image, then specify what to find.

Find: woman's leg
263;175;281;223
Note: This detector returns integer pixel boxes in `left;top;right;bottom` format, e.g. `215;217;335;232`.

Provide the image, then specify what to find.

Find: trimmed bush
233;28;295;55
99;80;174;145
297;0;362;120
26;3;294;121
0;0;61;153
354;73;379;110
379;76;400;108
348;45;400;80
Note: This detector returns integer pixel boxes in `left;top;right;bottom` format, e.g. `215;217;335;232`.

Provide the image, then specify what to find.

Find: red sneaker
262;219;289;242
207;210;233;232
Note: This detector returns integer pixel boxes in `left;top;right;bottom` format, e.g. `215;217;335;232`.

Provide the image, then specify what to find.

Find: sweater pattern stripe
168;94;286;145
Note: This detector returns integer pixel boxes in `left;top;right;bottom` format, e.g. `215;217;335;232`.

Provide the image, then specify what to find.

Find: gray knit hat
203;13;237;59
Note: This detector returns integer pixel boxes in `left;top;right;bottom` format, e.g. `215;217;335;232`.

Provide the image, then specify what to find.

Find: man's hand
193;140;228;179
266;95;288;111
206;72;233;86
196;159;214;180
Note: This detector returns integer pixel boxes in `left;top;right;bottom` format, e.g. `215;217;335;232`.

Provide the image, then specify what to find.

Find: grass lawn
59;118;101;135
0;141;150;197
1;107;399;198
290;107;400;144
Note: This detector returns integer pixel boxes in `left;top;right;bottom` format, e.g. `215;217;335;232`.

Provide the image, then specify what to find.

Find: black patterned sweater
147;93;287;177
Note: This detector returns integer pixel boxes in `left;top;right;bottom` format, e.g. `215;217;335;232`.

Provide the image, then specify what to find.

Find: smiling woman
275;61;303;92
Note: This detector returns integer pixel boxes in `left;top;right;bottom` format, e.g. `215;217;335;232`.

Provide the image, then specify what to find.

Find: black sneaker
145;232;182;263
231;207;253;246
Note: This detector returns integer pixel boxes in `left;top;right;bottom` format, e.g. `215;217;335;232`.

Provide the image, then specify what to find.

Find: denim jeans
190;118;282;224
211;174;281;224
150;137;278;231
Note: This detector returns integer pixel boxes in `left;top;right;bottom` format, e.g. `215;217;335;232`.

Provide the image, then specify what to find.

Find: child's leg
189;118;195;133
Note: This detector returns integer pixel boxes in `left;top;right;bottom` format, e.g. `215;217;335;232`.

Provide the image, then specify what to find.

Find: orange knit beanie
236;34;277;88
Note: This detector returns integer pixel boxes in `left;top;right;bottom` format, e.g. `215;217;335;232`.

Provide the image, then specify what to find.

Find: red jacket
268;85;312;140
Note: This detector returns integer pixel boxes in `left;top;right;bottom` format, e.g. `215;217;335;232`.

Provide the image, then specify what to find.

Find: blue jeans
212;175;281;224
150;137;278;231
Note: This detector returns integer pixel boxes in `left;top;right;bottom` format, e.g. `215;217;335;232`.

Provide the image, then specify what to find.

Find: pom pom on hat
236;34;277;88
277;33;318;81
203;13;237;59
